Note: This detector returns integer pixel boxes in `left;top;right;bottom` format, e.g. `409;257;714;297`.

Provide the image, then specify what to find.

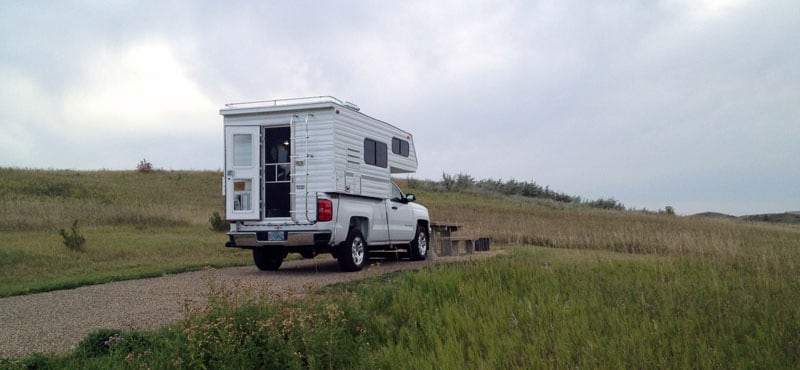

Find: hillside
2;168;800;368
2;168;799;297
0;168;251;297
740;211;800;225
693;210;800;225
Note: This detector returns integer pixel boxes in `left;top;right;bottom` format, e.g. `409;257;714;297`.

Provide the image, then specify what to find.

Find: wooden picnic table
429;222;489;256
430;222;462;236
429;222;460;256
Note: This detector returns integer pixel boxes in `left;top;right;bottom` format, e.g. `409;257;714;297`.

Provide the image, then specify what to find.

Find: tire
409;224;429;261
253;249;286;271
337;229;367;272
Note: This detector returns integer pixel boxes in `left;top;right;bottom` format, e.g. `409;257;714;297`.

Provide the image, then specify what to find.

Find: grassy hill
0;168;251;297
2;168;800;368
693;210;800;226
740;212;800;225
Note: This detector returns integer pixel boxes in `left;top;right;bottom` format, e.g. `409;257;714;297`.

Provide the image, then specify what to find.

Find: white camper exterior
221;97;430;271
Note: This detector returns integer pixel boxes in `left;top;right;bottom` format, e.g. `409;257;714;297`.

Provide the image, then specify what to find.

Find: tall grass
400;181;800;264
0;168;222;231
3;168;800;368
0;169;249;297
352;248;800;369
6;248;798;369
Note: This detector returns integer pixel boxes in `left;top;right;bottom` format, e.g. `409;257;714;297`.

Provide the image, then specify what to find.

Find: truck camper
221;96;430;271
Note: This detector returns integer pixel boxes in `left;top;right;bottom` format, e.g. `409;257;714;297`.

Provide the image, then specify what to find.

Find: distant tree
137;158;153;173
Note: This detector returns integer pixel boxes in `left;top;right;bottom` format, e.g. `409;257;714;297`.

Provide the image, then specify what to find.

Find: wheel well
349;216;369;239
417;219;429;233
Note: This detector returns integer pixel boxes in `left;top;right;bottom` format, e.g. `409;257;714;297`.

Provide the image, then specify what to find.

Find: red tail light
317;199;333;221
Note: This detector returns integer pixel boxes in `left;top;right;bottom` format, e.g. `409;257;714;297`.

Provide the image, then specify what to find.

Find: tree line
407;172;625;210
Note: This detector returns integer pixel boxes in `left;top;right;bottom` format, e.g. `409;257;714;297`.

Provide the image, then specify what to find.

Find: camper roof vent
344;101;360;111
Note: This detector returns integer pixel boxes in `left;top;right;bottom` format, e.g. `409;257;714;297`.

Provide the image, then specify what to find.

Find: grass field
0;169;251;297
2;168;799;368
3;247;798;369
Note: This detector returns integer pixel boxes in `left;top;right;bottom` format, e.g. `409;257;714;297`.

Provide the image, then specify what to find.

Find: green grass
0;226;250;297
0;168;222;231
4;247;798;369
352;248;799;369
2;168;800;368
0;168;251;297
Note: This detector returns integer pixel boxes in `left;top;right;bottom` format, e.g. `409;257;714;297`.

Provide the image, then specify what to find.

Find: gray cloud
1;0;797;215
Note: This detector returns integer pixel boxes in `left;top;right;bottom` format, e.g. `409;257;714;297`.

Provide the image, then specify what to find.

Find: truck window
391;182;404;202
364;138;387;168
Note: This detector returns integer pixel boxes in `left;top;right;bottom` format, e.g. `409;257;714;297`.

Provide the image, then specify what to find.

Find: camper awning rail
224;96;360;111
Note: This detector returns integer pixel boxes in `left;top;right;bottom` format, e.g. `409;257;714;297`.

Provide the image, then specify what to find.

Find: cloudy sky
1;0;798;215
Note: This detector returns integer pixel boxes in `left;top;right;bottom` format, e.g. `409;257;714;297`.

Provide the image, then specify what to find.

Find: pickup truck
228;181;430;271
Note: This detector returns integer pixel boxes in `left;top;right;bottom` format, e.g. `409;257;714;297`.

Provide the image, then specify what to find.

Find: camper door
225;126;261;220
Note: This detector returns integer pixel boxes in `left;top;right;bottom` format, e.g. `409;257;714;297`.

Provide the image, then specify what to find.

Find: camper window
233;134;252;166
364;138;388;168
392;138;410;157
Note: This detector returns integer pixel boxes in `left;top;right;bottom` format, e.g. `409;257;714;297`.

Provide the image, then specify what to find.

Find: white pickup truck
220;97;430;271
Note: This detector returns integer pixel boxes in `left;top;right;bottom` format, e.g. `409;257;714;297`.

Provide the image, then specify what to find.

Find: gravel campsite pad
0;251;501;358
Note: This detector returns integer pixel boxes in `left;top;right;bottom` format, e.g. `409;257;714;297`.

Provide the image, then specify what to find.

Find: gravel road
0;251;499;358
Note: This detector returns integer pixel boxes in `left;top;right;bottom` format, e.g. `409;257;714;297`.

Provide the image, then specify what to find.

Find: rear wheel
253;249;286;271
337;229;367;272
409;224;429;261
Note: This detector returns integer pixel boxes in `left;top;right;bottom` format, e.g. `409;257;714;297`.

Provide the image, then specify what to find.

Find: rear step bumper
226;231;331;248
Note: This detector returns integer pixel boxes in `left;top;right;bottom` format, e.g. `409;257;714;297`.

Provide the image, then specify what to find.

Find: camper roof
220;96;360;116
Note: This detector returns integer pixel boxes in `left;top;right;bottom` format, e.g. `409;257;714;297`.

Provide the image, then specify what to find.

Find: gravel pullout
0;252;499;358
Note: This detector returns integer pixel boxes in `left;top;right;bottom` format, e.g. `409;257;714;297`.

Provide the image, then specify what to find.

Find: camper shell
221;96;430;271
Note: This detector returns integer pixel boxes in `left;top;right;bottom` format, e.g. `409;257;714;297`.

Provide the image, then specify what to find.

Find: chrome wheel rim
351;236;365;266
418;232;428;256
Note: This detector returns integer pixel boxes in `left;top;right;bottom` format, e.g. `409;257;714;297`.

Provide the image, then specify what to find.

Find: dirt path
0;252;499;358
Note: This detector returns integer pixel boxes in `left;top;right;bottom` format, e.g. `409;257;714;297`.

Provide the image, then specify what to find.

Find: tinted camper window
364;138;387;168
392;137;409;157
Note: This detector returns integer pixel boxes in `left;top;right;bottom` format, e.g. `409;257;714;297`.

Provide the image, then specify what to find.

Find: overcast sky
1;0;798;215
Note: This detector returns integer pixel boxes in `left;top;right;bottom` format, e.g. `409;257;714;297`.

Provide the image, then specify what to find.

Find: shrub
19;352;59;369
76;328;122;357
209;211;229;232
137;158;153;173
58;220;86;251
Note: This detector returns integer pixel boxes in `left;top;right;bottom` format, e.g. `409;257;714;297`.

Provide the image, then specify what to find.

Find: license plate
267;231;285;241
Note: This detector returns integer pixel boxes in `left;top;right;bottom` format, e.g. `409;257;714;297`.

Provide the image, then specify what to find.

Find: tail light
317;199;333;221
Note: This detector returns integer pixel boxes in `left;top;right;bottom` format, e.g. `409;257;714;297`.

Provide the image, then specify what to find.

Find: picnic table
429;222;490;256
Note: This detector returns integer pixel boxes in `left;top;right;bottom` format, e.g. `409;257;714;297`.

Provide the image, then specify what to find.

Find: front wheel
253;249;286;271
337;229;367;272
409;224;429;261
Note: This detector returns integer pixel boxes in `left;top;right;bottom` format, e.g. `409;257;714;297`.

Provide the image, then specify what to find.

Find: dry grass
0;168;221;231
3;171;799;368
399;182;800;276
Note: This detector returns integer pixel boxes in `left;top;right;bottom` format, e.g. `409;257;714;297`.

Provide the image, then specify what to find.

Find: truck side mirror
405;193;416;202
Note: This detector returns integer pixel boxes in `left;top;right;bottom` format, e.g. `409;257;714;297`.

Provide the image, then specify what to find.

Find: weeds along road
0;251;499;358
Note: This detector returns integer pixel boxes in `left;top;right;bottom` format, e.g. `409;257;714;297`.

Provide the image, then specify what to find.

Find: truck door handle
391;206;398;210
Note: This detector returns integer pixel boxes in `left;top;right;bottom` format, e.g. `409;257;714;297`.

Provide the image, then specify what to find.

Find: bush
75;328;122;357
137;158;153;173
72;328;153;361
209;211;229;232
58;220;86;251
